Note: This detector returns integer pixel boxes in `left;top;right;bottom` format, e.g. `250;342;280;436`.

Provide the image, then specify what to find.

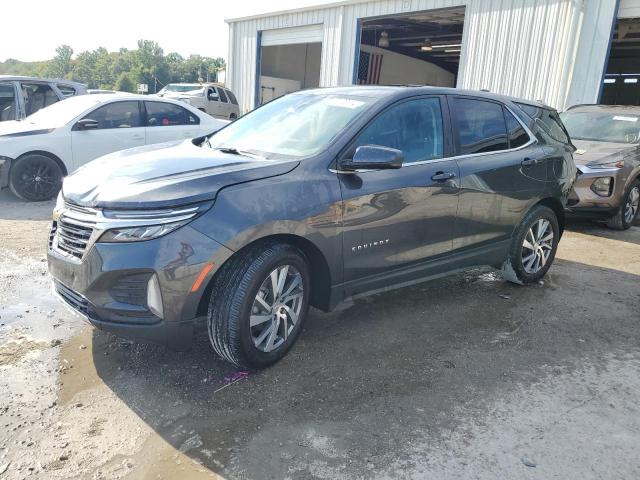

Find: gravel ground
0;188;639;480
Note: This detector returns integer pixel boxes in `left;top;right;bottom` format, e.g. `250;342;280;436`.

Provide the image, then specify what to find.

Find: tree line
0;40;226;93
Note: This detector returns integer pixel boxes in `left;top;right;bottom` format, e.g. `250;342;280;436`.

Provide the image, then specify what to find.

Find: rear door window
356;97;444;163
57;84;77;97
504;108;530;148
0;82;17;121
145;101;199;126
451;98;509;155
20;82;60;116
81;101;142;129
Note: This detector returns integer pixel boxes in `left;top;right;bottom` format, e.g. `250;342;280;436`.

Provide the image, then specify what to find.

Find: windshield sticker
613;116;639;122
326;98;366;109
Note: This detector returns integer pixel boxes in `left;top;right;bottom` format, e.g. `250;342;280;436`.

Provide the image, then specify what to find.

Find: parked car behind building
0;76;87;122
47;86;576;369
561;104;640;229
0;94;228;201
157;83;240;120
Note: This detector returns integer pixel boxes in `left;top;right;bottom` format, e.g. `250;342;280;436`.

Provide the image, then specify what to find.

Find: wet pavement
0;188;639;479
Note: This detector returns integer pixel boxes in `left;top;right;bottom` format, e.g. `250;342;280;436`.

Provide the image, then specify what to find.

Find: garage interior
357;7;465;87
258;41;321;105
602;17;640;105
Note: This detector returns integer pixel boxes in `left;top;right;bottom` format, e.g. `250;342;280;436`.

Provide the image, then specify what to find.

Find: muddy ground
0;188;639;480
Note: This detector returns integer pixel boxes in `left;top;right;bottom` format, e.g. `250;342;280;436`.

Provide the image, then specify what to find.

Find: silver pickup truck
156;83;240;120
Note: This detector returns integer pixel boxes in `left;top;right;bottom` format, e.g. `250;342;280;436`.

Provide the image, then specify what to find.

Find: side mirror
75;118;99;130
341;145;404;171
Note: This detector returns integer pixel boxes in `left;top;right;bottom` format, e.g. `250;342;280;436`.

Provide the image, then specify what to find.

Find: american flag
357;51;383;85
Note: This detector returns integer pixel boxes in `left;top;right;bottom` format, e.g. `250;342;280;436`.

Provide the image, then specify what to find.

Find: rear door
71;100;145;169
205;87;225;118
215;87;232;118
449;96;545;250
339;96;460;284
144;101;200;144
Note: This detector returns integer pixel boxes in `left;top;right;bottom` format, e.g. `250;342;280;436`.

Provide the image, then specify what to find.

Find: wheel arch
196;233;333;318
14;150;68;177
535;197;565;235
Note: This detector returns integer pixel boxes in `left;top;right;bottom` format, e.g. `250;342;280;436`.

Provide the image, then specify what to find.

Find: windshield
208;93;377;158
162;84;204;94
560;111;640;144
24;96;101;125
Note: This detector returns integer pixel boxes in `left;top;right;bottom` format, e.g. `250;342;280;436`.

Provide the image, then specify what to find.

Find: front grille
54;280;89;316
51;203;98;260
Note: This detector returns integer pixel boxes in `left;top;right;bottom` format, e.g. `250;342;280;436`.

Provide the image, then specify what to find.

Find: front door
448;96;546;250
338;97;460;284
71;100;145;170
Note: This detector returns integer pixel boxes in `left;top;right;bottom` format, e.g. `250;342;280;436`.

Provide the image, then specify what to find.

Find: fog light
591;177;613;197
147;274;164;318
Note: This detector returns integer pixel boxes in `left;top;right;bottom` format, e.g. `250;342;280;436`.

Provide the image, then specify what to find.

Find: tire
9;153;63;202
229;113;237;120
207;242;310;369
502;205;560;285
606;181;640;230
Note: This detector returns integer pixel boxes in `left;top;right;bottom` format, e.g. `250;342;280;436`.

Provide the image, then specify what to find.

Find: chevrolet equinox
48;86;577;368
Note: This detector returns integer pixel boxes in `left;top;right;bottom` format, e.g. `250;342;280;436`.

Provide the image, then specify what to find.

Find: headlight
99;220;190;242
591;177;613;197
588;160;624;169
97;203;211;243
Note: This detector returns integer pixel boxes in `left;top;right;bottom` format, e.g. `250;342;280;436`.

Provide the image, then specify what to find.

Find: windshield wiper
213;147;265;160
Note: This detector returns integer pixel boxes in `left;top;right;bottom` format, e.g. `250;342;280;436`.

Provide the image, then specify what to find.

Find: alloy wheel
521;219;554;274
624;186;640;224
19;160;57;199
249;265;304;353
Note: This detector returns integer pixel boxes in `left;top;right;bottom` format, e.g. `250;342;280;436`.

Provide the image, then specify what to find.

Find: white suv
157;83;240;120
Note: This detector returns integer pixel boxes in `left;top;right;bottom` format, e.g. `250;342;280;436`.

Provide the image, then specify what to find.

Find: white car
157;83;240;120
0;94;228;201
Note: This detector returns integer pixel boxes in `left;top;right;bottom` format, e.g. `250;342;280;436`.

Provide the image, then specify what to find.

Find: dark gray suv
47;86;576;368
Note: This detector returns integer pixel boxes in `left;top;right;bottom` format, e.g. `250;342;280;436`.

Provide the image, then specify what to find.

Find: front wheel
207;243;310;369
606;181;640;230
9;153;63;202
502;205;560;284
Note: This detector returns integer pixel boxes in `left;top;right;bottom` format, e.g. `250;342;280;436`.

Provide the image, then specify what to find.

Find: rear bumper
47;223;234;349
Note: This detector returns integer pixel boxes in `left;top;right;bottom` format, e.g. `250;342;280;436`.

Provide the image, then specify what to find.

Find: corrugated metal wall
227;0;618;112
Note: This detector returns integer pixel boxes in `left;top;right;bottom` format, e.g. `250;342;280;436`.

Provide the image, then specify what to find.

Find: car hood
0;120;55;137
63;140;300;209
571;139;638;166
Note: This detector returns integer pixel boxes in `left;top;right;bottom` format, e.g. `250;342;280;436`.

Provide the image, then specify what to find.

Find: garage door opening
356;7;465;87
602;17;640;105
257;25;323;105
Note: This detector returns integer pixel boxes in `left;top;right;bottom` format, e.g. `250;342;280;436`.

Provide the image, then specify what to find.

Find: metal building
226;0;640;113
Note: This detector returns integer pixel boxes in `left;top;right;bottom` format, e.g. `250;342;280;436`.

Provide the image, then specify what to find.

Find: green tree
46;45;74;78
114;72;135;93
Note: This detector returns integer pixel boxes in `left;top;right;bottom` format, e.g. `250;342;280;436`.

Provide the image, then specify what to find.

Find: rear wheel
502;205;560;284
207;242;310;369
9;153;63;202
606;181;640;230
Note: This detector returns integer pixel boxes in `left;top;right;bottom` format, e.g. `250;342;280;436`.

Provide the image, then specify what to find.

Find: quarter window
145;101;199;126
0;82;17;122
227;90;238;105
20;82;59;116
355;98;444;163
217;88;228;103
452;98;508;154
504;109;530;148
516;102;570;144
81;101;141;129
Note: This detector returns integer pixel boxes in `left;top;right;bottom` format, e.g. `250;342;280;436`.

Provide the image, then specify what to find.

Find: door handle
431;171;456;182
521;157;539;167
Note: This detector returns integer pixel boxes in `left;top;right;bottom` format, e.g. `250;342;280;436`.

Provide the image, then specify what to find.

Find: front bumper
47;222;233;349
565;165;625;218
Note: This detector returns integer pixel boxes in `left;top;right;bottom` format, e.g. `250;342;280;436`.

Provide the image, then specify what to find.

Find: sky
0;0;337;62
